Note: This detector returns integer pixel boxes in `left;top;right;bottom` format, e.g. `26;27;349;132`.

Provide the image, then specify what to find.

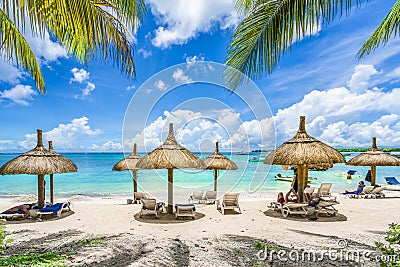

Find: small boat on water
249;156;265;162
237;151;249;155
274;175;317;183
334;170;362;178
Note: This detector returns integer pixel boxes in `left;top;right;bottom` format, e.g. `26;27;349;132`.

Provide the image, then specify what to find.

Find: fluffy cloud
137;48;152;59
0;85;37;106
148;0;238;48
70;68;96;98
172;68;192;83
70;68;90;83
91;141;123;152
18;117;102;150
347;64;378;93
154;79;167;91
26;30;67;62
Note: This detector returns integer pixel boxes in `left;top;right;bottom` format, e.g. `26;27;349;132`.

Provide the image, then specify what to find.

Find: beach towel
38;203;64;214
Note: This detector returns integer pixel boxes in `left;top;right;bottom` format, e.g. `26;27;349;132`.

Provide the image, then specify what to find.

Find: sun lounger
281;202;315;218
36;202;71;219
189;191;205;204
365;186;386;198
217;193;241;215
313;183;336;201
134;192;147;204
204;191;217;204
139;199;164;218
315;199;339;216
0;210;26;220
175;204;196;219
385;177;400;185
344;186;373;199
303;187;315;202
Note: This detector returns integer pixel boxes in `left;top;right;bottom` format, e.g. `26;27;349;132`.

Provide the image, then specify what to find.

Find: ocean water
0;153;398;202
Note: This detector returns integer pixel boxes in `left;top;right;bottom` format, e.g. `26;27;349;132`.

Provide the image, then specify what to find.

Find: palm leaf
358;0;400;59
225;0;361;90
0;9;45;93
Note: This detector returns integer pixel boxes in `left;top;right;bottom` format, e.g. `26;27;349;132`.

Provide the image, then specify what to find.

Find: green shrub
375;223;400;267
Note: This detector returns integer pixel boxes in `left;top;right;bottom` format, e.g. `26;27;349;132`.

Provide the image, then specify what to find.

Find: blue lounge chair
37;202;71;219
385;177;400;185
347;170;357;175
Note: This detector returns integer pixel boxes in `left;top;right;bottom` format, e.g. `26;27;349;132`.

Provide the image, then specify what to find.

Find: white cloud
26;30;67;62
70;68;90;83
0;61;23;84
185;54;205;66
148;0;238;48
91;141;123;152
126;85;136;90
347;64;378;93
82;82;95;97
154;79;167;91
172;68;192;83
0;85;37;106
137;48;152;58
18;117;102;150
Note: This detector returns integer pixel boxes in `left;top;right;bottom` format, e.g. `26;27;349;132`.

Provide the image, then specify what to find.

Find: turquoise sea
0;153;399;202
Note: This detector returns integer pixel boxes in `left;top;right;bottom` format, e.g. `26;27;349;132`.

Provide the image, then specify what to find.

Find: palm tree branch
358;0;400;58
0;9;45;93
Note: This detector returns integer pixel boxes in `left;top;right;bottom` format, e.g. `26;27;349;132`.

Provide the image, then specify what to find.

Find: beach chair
314;183;336;201
189;191;205;204
303;187;315;203
345;186;373;199
204;191;217;204
366;186;386;198
175;204;196;219
315;199;339;216
217;193;241;215
281;203;315;218
134;192;147;204
139;199;163;218
0;210;26;220
385;177;400;185
36;202;71;219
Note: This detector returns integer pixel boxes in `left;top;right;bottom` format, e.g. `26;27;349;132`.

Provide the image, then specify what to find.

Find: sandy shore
1;192;399;266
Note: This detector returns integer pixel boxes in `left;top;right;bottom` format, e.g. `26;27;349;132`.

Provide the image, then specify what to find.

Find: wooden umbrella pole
50;174;54;204
38;174;45;208
214;169;218;192
168;168;173;214
132;170;138;193
371;166;376;186
297;164;307;202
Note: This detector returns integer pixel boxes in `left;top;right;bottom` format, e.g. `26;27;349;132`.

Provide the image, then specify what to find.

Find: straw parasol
264;116;345;201
346;137;400;185
203;142;238;191
112;143;141;194
0;129;77;208
136;123;205;214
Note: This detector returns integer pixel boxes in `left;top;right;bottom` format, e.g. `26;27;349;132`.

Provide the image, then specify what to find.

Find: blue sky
1;0;400;153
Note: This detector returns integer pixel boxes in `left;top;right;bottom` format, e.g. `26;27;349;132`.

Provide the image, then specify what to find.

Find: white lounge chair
139;199;163;218
365;186;386;198
314;183;336;201
303;187;315;202
281;202;315;218
36;202;71;219
189;191;205;204
315;199;339;216
134;192;147;204
0;212;25;220
346;186;373;199
175;204;196;219
204;191;217;204
217;193;241;215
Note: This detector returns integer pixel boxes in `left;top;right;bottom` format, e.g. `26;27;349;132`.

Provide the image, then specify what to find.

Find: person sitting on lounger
277;192;285;204
343;181;365;194
285;188;299;203
4;204;30;219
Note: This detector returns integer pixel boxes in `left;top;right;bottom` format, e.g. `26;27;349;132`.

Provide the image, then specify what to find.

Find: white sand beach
1;193;399;266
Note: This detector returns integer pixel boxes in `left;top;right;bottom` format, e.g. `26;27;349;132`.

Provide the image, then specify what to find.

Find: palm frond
225;0;361;90
358;0;400;59
0;9;45;93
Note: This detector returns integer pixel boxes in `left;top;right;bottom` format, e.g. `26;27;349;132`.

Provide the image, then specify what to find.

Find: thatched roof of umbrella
113;143;141;171
0;130;77;175
264;116;345;166
136;124;205;170
203;142;238;170
347;137;400;166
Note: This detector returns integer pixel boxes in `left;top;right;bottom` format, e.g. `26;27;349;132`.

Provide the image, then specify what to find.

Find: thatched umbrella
0;129;77;208
136;123;205;214
112;143;141;194
264;116;345;201
203;142;238;191
347;137;400;185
